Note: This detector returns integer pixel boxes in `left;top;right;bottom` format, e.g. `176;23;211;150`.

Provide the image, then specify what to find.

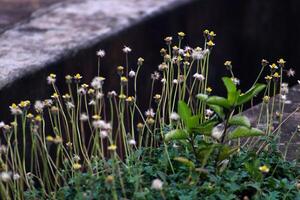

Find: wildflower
65;75;72;84
66;102;75;109
272;72;280;79
264;75;272;81
137;123;144;131
13;173;20;181
107;90;117;98
137;57;144;65
281;83;289;94
100;130;108;138
80;113;89;121
129;139;136;146
43;99;53;107
91;76;105;89
119;94;127;100
178;48;185;56
261;59;269;67
96;93;104;100
34;115;42;122
158;63;168;71
206;87;212;94
280;94;287;101
193;73;205;81
161;78;166;84
160;48;167;56
170;112;180;121
164;36;173;45
298;80;300;85
0;172;11;182
105;175;114;184
120;76;128;85
122;46;132;53
117;66;124;75
153;94;161;103
206;109;214;117
287;68;295;77
212;125;223;140
126;96;135;104
74;74;83;82
173;79;178;84
277;58;286;67
231;77;240;85
72;163;82;170
50;106;59;115
26;113;34;120
108;144;117;151
164;54;171;62
269;63;278;70
47;73;56;84
263;96;270;103
208;31;216;40
46;136;54;142
129;70;136;78
0;122;5;129
77;87;86;95
178;31;185;38
9;103;22;115
51;93;59;99
192;47;204;60
145;108;155;118
88;100;96;105
151;178;163;190
96;49;105;57
146;117;155;125
206;40;215;47
259;165;270;173
224;60;232;70
203;29;210;39
34;101;44;113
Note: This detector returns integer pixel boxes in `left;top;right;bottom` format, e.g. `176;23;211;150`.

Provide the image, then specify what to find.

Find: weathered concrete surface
0;0;66;32
244;84;300;160
0;0;192;90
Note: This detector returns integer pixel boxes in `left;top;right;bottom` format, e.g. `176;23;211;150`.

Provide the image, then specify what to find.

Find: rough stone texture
0;0;192;90
0;0;67;32
244;84;300;160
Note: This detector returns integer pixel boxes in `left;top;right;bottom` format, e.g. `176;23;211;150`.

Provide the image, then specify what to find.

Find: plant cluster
0;30;299;199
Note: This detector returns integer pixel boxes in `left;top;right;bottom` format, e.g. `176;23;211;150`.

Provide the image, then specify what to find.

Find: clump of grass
0;30;299;199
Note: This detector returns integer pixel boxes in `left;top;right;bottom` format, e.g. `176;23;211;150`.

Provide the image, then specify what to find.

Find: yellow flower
224;60;232;67
272;72;280;78
19;100;30;108
120;76;128;83
62;93;71;100
269;63;278;70
108;144;117;151
81;84;89;89
209;31;216;37
88;89;95;95
263;96;270;103
51;93;59;99
54;135;63;144
277;58;286;67
26;113;34;119
35;115;42;122
264;75;272;81
72;163;82;170
206;40;215;47
259;165;270;173
74;73;82;80
92;115;101;120
105;175;114;184
146;117;155;125
178;32;185;37
126;96;135;103
137;123;144;130
206;87;212;93
119;94;127;99
46;136;54;142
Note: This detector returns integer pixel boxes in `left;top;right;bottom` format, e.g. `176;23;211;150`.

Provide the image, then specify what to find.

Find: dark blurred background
0;0;299;121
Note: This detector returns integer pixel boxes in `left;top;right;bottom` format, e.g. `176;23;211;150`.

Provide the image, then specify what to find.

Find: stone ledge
0;0;192;90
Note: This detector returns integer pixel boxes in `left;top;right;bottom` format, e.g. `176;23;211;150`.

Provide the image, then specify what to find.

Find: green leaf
237;83;266;106
192;120;218;136
178;101;192;126
222;77;238;105
197;143;217;167
206;96;231;109
217;145;238;162
208;105;225;119
228;115;251;128
186;115;200;130
196;93;208;102
174;157;195;169
165;129;188;142
228;126;264;140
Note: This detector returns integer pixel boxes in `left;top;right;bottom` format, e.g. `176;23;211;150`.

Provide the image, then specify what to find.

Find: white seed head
170;112;180;121
96;49;105;57
129;70;136;78
151;178;163;190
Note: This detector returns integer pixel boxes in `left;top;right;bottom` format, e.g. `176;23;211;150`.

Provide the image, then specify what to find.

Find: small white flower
0;122;5;129
281;83;289;94
122;46;132;53
298;80;300;84
287;68;295;77
0;172;11;182
151;178;163;190
129;70;136;78
47;76;56;85
211;125;224;140
66;102;75;109
231;77;240;85
96;92;104;99
172;79;178;84
89;100;96;105
13;173;20;180
161;78;166;84
80;113;89;121
178;48;185;55
34;101;45;113
145;108;155;118
170;112;180;121
193;73;205;81
108;90;117;97
205;109;214;117
96;49;105;57
192;48;204;60
100;130;108;138
92;120;106;129
129;139;136;145
77;87;86;95
280;94;287;101
91;77;104;89
9;105;22;115
151;71;160;80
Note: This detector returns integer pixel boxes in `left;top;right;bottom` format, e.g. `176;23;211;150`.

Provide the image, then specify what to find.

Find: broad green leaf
228;126;264;140
186;115;200;130
178;101;192;126
222;77;238;105
228;115;251;128
217;145;238;162
174;157;195;169
237;83;266;106
206;96;231;109
197;144;217;167
165;129;188;142
196;93;208;102
208;105;225;119
192;120;218;136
